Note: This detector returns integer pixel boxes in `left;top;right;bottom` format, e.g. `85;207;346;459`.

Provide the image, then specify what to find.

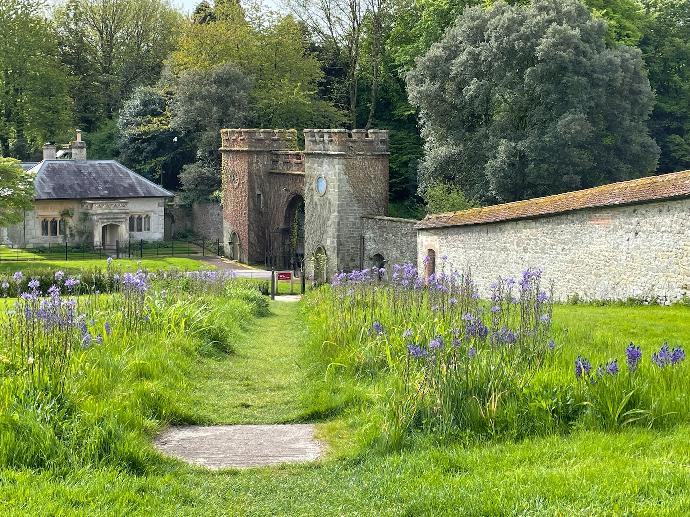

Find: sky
172;0;284;15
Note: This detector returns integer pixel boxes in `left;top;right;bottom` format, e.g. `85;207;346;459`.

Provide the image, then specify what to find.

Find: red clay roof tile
416;170;690;230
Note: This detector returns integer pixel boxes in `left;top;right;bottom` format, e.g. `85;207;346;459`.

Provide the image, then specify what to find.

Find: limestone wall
362;216;418;268
417;199;690;302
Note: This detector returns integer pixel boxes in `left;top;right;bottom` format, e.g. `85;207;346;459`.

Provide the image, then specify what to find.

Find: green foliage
422;181;478;214
407;0;659;204
55;0;183;131
0;0;73;159
0;158;34;226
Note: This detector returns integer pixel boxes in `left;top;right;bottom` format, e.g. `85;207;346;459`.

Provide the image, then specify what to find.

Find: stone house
416;170;690;302
1;132;171;249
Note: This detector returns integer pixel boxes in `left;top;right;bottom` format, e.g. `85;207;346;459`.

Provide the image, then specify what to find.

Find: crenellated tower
303;129;389;280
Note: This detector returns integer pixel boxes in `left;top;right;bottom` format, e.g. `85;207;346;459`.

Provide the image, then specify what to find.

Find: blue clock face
315;176;327;196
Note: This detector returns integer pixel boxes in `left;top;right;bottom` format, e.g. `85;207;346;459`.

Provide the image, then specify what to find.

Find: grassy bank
0;257;208;275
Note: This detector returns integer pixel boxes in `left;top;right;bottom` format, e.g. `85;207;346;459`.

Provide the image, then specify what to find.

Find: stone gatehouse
220;128;419;279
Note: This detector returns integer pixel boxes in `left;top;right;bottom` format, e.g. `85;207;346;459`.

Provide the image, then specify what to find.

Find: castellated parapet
304;129;389;155
221;129;298;151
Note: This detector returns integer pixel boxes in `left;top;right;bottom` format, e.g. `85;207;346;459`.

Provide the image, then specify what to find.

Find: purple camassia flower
626;343;642;372
47;284;60;298
372;321;385;335
606;359;619;376
402;329;413;339
462;313;475;322
449;298;458;306
519;268;542;289
490;305;501;314
671;346;686;365
575;356;592;379
652;343;673;368
105;322;112;337
540;314;551;324
65;277;80;291
107;256;113;266
537;291;549;303
467;346;477;359
407;344;427;359
54;270;65;282
429;336;444;350
28;279;40;291
548;339;556;351
451;328;461;338
452;338;461;348
13;271;23;283
493;327;517;345
82;332;92;349
466;320;489;340
1;281;9;291
95;333;103;345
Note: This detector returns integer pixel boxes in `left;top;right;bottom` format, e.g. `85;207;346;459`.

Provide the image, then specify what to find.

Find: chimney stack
42;142;56;161
70;129;87;160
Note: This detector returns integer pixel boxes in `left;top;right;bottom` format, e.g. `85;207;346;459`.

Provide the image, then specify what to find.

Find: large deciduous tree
0;0;73;159
407;0;659;204
0;158;34;226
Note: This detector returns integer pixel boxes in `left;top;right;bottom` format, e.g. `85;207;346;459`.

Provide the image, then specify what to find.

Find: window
143;215;151;232
129;215;135;232
41;219;49;236
58;219;65;236
49;219;58;237
136;215;143;232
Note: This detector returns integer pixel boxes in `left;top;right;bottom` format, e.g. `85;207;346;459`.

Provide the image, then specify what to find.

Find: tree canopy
407;0;659;203
0;158;34;226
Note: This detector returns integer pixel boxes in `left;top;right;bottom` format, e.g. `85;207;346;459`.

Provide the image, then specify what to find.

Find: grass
182;301;309;424
3;284;690;514
0;257;209;275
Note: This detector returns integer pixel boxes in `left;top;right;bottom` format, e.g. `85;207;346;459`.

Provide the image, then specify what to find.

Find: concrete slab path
155;424;322;470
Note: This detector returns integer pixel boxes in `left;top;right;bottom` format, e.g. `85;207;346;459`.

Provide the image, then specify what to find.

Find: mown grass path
185;301;308;425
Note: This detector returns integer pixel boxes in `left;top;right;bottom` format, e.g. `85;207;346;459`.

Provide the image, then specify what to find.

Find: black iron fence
0;238;224;262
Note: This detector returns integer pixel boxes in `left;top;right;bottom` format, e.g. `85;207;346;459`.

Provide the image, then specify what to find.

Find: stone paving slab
154;424;322;469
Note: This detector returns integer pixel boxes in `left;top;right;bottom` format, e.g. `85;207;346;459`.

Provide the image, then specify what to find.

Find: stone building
1;132;171;249
416;170;690;302
220;128;417;279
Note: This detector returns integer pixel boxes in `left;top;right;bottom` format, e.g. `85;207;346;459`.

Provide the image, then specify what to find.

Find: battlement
270;151;305;174
220;129;298;151
303;129;389;155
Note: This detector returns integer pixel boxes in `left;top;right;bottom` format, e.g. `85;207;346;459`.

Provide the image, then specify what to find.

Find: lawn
2;274;690;515
0;256;209;275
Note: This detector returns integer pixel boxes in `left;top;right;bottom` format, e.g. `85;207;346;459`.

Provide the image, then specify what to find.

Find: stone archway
282;194;305;271
101;223;122;251
229;231;241;261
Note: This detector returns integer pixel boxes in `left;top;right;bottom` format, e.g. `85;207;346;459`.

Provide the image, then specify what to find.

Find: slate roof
416;169;690;230
20;162;38;171
31;160;173;200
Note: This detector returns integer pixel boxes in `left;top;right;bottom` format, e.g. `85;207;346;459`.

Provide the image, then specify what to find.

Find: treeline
1;0;689;214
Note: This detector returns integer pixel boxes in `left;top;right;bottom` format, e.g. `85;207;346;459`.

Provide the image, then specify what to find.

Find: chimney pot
71;130;87;160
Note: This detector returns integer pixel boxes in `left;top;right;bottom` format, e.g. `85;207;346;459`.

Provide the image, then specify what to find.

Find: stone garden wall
362;216;419;268
417;198;690;303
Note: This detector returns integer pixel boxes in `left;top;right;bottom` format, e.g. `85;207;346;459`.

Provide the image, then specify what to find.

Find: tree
0;158;34;226
640;0;690;173
118;85;194;187
0;0;73;158
55;0;183;132
171;6;341;130
423;181;477;214
407;0;659;204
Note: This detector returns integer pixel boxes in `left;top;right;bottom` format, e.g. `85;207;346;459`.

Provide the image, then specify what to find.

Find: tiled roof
416;170;690;230
32;160;173;200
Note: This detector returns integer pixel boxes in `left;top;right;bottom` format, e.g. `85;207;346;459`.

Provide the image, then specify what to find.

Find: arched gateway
219;128;390;280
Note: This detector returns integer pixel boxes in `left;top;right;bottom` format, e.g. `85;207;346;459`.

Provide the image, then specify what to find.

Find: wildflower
13;271;23;283
372;321;385;335
548;339;556;351
65;277;80;291
407;344;427;359
575;356;592;379
429;336;444;350
105;322;112;337
490;305;500;314
493;327;517;345
28;279;40;290
107;256;113;266
95;333;103;345
540;314;551;324
606;359;619;376
449;297;458;306
402;329;413;339
82;333;92;349
54;270;65;282
452;338;461;348
652;343;672;368
1;281;8;291
625;343;642;372
671;347;686;365
537;291;549;303
467;346;477;359
596;365;605;378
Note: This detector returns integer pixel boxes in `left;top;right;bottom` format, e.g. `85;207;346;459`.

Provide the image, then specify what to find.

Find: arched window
129;215;135;232
41;219;49;236
143;215;151;232
58;219;65;236
136;215;143;232
49;219;58;236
